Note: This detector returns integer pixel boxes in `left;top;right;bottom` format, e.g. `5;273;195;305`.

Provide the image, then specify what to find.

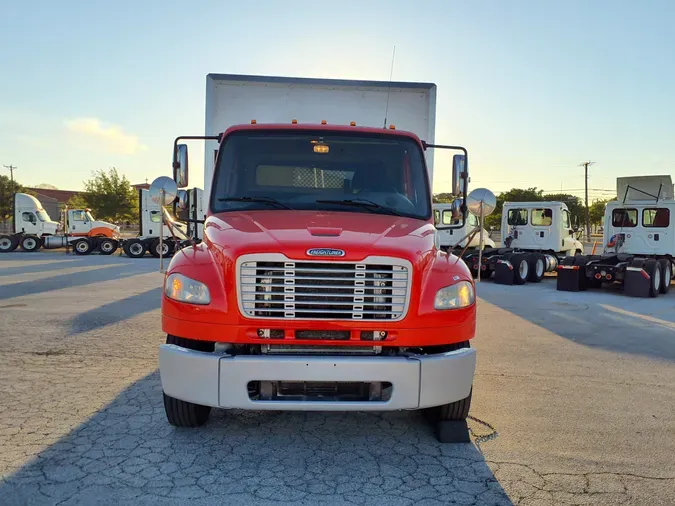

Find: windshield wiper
315;199;403;216
217;196;292;210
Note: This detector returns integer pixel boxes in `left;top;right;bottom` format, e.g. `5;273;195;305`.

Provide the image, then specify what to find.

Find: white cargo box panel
617;175;674;201
204;74;436;199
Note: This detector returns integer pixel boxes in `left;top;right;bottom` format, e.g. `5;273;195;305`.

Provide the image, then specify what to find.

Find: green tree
66;193;89;211
543;193;584;228
432;192;455;203
0;175;27;221
81;168;138;222
589;199;610;226
483;187;544;229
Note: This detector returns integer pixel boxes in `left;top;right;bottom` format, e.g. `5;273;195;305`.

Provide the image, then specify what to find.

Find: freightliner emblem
306;248;345;257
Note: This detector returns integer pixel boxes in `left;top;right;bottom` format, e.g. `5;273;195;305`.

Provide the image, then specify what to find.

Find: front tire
150;238;173;258
163;334;213;427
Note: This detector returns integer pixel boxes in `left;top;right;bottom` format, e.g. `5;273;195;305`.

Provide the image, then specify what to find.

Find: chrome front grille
237;254;411;321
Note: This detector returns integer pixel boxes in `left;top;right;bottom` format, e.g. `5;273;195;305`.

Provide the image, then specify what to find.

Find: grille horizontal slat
238;256;410;321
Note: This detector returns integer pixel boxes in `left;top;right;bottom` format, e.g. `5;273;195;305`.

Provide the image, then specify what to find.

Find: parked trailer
462;201;583;283
0;193;120;255
120;187;205;258
557;176;674;297
433;203;495;252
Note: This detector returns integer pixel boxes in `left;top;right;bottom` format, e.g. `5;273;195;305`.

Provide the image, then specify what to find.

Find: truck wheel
123;239;146;258
150;238;172;258
0;235;19;253
511;254;529;285
20;235;41;252
527;254;546;283
99;238;118;255
658;259;671;294
163;334;213;427
73;238;93;255
643;259;661;297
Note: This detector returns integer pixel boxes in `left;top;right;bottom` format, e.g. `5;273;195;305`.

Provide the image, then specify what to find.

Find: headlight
434;281;475;310
164;273;211;305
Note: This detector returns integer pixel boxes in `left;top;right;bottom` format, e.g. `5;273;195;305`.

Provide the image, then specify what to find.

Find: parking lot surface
1;252;674;505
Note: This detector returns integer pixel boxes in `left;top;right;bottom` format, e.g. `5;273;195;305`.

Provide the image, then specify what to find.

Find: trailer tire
527;254;546;283
20;235;41;252
99;238;118;255
73;238;93;255
512;254;529;285
658;259;671;294
150;238;173;258
0;235;20;253
123;239;146;258
644;259;661;297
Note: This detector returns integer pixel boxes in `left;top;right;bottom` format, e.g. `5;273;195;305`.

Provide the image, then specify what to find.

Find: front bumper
158;345;476;411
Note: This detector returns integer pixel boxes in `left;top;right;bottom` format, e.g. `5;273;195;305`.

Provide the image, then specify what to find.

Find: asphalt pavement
0;252;673;505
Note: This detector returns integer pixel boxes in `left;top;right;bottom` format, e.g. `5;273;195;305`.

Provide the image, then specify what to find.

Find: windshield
211;130;431;220
85;211;94;221
36;209;50;222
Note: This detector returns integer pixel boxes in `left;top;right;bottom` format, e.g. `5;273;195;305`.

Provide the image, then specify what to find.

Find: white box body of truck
203;74;437;199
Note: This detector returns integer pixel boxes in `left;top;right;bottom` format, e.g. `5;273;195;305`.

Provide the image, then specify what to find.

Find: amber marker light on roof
350;121;356;126
250;119;257;124
292;119;298;124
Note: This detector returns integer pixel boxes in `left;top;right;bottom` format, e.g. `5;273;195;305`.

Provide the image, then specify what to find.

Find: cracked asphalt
1;253;674;505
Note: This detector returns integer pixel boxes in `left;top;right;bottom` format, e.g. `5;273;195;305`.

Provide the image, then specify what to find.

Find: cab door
68;210;91;235
641;207;670;255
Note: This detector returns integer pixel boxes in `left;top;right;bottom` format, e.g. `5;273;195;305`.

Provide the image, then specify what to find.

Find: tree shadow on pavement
0;258;87;277
0;371;513;506
0;265;151;301
476;279;675;362
68;288;163;335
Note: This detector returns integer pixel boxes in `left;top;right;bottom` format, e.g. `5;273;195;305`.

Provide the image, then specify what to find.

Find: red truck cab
159;123;476;441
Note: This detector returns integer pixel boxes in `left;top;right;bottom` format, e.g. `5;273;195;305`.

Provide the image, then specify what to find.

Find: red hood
203;210;436;263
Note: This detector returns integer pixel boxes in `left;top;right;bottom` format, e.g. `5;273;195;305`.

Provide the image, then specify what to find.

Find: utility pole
3;164;17;192
579;161;595;241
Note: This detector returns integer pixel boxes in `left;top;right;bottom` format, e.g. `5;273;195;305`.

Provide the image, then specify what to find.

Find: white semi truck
433;202;495;250
0;193;120;255
121;187;205;258
462;201;584;283
557;175;675;297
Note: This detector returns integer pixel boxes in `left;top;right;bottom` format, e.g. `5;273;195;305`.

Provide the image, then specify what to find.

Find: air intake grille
238;255;410;320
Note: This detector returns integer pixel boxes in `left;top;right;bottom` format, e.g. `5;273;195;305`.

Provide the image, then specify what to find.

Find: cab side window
562;210;571;229
71;210;86;221
507;208;528;226
441;210;457;225
643;208;669;228
611;208;637;228
22;212;36;224
531;208;553;226
150;211;162;223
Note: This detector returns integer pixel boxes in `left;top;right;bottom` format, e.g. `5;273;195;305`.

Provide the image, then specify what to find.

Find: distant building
24;187;83;220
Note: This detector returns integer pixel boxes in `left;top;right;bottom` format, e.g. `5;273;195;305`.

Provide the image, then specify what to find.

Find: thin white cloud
64;117;147;155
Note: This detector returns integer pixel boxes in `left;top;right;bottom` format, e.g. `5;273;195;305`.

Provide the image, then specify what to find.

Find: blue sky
1;0;673;202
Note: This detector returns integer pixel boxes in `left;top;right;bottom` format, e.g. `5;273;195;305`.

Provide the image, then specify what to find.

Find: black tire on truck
20;235;41;252
99;238;118;255
643;259;661;298
163;335;214;427
511;253;529;285
123;239;146;258
658;259;671;294
0;235;20;253
73;238;93;255
150;238;174;258
527;253;546;283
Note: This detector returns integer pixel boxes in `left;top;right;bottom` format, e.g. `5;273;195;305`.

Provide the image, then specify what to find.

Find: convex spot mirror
149;176;178;206
173;144;189;188
466;188;497;218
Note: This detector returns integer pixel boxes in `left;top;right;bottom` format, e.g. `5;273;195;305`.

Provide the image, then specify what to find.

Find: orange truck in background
158;75;477;442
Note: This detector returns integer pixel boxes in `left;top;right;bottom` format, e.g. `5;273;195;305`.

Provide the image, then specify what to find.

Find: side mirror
451;155;465;197
174;189;189;220
173;144;189;188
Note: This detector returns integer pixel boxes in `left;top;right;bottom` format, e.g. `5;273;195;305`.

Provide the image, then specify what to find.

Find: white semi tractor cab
433;203;495;250
0;193;120;255
557;176;675;297
462;201;584;283
121;188;205;258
